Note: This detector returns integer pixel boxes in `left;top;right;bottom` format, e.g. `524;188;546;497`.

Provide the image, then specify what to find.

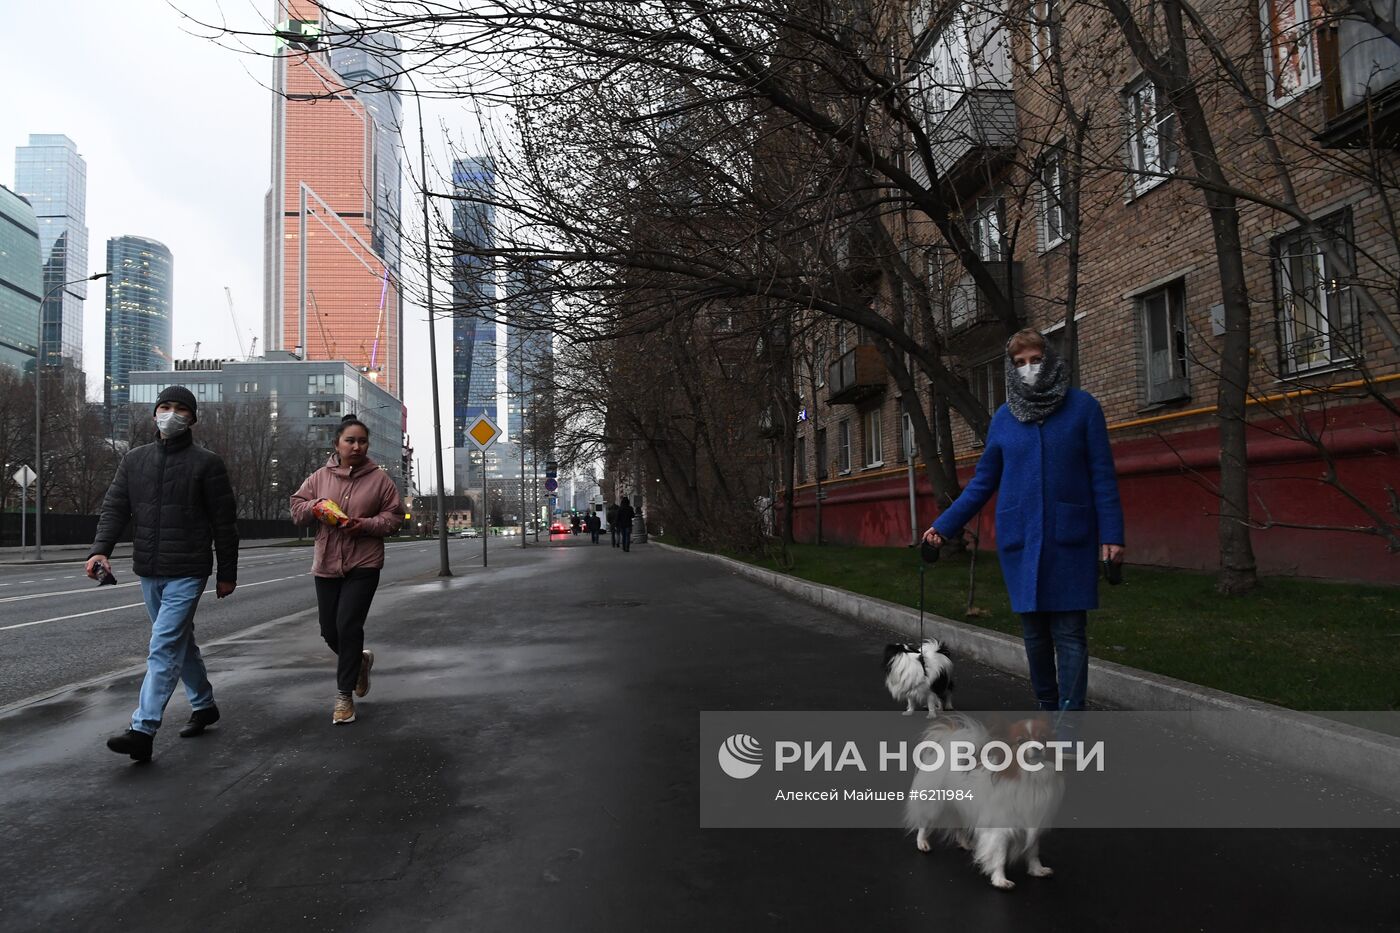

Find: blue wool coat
932;388;1125;614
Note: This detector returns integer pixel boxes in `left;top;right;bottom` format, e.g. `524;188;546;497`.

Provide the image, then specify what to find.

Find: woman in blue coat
923;329;1125;711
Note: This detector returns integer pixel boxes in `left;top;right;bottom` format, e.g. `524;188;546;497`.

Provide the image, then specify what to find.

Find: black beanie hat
154;385;199;423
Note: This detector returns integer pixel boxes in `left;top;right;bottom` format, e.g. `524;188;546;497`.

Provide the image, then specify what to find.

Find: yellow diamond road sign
467;413;500;451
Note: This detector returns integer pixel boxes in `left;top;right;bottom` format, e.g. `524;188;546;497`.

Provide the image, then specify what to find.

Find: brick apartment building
786;0;1400;583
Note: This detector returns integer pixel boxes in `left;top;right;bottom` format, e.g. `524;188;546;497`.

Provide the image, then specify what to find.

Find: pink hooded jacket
290;454;404;577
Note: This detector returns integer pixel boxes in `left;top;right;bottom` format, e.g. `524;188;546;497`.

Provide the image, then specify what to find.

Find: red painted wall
784;400;1399;584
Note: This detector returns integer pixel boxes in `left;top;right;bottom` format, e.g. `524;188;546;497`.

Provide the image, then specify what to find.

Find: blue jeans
1019;610;1089;712
132;576;214;735
620;526;633;551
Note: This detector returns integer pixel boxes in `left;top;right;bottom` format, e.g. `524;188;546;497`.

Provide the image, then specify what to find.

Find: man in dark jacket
616;496;636;552
86;386;239;761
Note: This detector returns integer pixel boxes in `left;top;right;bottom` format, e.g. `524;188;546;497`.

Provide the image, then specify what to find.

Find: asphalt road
0;536;497;709
1;536;1398;932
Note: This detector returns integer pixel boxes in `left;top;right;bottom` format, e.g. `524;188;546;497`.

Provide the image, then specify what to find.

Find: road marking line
0;603;146;631
0;581;142;602
0;574;309;632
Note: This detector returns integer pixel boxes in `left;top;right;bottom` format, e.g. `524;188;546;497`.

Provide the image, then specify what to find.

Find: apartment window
837;419;852;472
1031;0;1060;69
1040;149;1067;249
1263;0;1324;105
814;340;826;388
968;357;1007;419
816;427;829;479
1140;282;1189;403
864;410;883;467
1274;214;1361;374
1125;77;1177;195
970;196;1006;262
308;400;343;419
835;322;850;356
796;434;807;483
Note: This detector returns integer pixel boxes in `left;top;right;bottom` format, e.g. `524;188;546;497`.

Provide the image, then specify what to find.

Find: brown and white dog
905;714;1064;890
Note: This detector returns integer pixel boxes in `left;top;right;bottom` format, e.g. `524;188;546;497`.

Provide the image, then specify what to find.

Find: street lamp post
34;271;108;560
404;70;451;576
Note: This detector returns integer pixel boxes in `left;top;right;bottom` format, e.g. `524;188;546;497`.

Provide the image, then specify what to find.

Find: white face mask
1016;362;1042;386
155;410;192;438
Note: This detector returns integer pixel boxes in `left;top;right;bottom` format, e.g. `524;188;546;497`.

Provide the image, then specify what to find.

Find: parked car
459;527;481;538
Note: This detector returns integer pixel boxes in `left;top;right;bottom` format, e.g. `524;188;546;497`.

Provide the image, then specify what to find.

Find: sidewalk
0;537;305;564
1;540;1396;932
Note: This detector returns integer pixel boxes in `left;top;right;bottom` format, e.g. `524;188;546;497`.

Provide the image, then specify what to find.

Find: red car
549;520;569;535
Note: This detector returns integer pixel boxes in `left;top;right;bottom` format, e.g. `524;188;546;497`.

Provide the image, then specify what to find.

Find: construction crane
225;287;249;359
248;336;259;360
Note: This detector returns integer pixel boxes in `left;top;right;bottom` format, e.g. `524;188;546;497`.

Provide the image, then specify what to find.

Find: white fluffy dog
905;714;1065;890
883;639;955;718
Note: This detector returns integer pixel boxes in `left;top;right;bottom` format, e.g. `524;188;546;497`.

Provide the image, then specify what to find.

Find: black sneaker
106;729;154;762
179;705;221;738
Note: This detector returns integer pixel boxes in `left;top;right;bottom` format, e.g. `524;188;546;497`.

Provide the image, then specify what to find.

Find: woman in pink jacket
291;414;403;725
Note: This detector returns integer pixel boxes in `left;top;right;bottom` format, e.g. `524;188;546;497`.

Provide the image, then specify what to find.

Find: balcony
1316;10;1400;148
944;261;1022;338
831;226;881;284
826;345;888;405
930;89;1017;190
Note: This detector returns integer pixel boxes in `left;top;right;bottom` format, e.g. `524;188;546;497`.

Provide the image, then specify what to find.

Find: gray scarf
1004;347;1070;423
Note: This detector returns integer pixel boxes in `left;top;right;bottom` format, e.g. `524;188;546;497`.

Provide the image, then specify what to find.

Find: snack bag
313;498;350;526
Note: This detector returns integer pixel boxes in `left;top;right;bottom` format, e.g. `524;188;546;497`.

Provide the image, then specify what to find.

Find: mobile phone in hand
96;564;118;586
1102;559;1122;586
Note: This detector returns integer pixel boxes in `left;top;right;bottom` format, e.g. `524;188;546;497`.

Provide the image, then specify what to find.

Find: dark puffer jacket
89;431;239;582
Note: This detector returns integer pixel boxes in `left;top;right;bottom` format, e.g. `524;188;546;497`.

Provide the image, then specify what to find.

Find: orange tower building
263;0;400;397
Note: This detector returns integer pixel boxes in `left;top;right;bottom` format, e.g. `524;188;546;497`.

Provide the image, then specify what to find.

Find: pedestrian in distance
607;502;620;548
616;496;636;552
923;329;1125;712
291;414;403;725
587;510;601;544
570;513;581;535
87;385;239;762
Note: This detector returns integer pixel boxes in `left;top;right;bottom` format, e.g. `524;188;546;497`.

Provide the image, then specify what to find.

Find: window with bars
1274;213;1361;374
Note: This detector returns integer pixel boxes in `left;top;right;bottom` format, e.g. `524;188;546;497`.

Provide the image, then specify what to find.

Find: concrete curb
654;542;1400;806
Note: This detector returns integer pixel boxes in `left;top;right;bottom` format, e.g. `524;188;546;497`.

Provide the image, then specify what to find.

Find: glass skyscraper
13;135;89;371
452;156;498;492
264;0;401;398
0;185;42;376
327;19;404;387
104;236;173;439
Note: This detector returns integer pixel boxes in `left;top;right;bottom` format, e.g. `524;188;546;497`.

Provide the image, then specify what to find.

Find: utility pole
407;71;451;577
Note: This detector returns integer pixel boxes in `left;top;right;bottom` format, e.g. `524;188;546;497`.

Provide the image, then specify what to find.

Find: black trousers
315;568;381;695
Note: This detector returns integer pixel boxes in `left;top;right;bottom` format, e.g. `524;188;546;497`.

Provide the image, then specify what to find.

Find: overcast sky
0;0;473;494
